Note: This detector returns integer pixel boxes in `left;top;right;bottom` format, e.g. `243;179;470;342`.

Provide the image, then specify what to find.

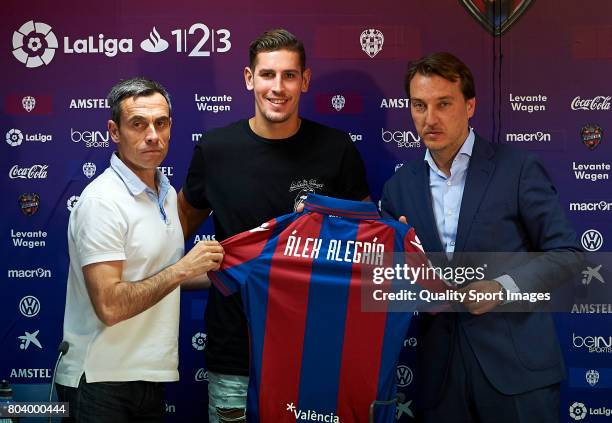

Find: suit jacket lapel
411;160;444;253
455;136;495;252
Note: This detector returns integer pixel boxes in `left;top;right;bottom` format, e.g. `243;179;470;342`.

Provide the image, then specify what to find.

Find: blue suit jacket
381;135;581;405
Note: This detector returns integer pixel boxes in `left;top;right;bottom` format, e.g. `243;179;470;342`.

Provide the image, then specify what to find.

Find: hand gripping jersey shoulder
209;194;442;423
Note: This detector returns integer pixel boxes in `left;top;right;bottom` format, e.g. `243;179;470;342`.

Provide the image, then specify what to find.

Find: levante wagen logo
459;0;533;35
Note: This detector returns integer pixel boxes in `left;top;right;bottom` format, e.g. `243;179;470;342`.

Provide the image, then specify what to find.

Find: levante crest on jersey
459;0;534;36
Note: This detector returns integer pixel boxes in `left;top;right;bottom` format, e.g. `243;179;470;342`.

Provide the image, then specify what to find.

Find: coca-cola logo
9;164;48;179
571;96;611;111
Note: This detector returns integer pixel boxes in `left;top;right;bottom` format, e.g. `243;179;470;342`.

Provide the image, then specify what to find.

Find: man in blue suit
381;52;581;423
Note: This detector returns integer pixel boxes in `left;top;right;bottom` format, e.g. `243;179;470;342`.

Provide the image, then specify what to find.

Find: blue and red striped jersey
209;194;433;422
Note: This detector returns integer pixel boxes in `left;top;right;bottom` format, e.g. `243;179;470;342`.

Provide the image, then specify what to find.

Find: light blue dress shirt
110;152;171;223
424;129;519;294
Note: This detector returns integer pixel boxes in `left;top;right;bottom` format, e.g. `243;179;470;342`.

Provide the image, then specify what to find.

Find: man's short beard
263;111;291;123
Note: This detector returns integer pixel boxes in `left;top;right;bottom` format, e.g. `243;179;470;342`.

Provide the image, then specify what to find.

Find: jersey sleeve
208;216;283;296
70;197;127;267
336;137;370;200
182;143;211;210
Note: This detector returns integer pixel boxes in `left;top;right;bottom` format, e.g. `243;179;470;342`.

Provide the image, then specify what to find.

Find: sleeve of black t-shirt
182;143;211;210
337;137;370;200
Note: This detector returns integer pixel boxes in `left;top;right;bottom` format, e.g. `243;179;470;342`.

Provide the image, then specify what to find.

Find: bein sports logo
381;128;421;148
572;333;612;354
12;21;58;68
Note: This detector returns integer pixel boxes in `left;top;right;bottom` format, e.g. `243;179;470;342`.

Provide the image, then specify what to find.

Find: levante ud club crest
460;0;534;35
580;124;603;150
19;193;40;216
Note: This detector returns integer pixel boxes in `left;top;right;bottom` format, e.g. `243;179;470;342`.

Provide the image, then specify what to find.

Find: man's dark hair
404;52;475;100
107;77;172;126
249;29;306;70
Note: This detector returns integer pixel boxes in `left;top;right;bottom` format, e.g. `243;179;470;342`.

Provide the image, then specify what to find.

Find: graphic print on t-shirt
290;178;325;211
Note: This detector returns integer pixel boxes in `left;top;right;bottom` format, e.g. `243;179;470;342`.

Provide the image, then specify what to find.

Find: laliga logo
331;95;345;111
140;27;169;53
360;29;384;58
67;195;80;212
569;402;587;421
191;332;207;351
6;129;24;146
12;21;58;68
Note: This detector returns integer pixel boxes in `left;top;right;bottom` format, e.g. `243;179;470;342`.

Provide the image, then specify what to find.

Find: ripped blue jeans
207;371;248;423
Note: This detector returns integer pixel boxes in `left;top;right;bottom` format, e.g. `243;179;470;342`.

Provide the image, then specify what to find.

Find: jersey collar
303;194;380;220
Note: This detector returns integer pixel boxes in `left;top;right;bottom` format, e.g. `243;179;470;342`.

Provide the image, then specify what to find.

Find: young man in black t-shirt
178;29;369;423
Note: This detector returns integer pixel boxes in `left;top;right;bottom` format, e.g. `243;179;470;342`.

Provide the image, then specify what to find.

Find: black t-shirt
182;118;369;375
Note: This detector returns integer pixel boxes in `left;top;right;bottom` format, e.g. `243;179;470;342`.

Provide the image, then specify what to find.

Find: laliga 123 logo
12;21;58;68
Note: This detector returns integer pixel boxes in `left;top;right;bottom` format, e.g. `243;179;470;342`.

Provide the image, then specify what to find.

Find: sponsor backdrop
2;0;611;421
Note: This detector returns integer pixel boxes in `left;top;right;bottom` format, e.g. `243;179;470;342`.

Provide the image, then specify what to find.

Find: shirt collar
424;128;475;173
303;193;380;220
110;152;169;196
